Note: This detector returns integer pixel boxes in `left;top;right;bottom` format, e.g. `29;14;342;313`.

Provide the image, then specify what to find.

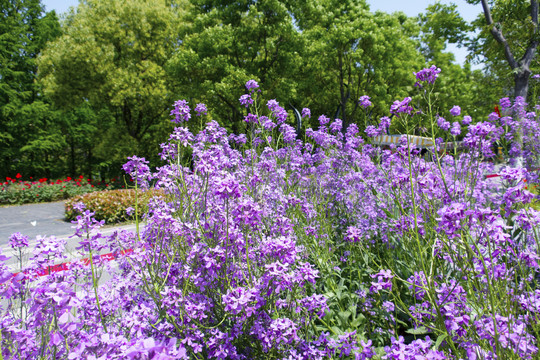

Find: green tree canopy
467;0;539;100
39;0;183;156
0;0;61;178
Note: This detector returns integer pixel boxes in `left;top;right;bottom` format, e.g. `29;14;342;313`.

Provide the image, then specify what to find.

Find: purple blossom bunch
358;95;372;108
245;79;259;91
239;93;253;108
390;97;413;115
8;232;29;249
414;65;441;86
170;99;191;123
194;103;207;116
122;155;151;188
450;105;461;116
3;76;540;360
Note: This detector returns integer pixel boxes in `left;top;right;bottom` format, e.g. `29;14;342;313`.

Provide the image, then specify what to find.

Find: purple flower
390;97;413;115
329;118;342;133
318;115;330;126
170;99;191;123
245;79;259;91
532;74;540;79
437;116;450;131
239;94;253;108
488;112;500;122
462;115;472;125
244;113;258;123
9;232;29;249
450;105;461;116
365;125;380;138
267;99;280;111
358;95;372;108
301;108;311;119
122;156;150;187
500;97;512;109
414;65;441;86
370;269;393;293
194;103;207;116
450;121;461;136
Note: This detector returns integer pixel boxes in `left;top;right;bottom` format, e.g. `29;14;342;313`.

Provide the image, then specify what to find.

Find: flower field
1;69;540;359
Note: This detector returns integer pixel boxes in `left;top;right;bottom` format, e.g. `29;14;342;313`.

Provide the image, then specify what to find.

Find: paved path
0;201;73;245
0;201;138;270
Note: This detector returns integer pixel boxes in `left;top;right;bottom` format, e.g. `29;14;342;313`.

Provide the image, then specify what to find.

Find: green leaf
406;326;429;335
434;333;448;350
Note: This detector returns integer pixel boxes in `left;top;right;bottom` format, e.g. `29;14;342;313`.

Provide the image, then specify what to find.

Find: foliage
0;0;61;178
466;0;539;99
0;175;103;205
38;0;184;163
64;188;163;223
1;73;540;359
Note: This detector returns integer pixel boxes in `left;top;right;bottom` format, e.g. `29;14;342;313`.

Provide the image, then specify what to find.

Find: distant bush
64;189;163;223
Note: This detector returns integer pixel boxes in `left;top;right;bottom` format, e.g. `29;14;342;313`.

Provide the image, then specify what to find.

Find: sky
41;0;483;67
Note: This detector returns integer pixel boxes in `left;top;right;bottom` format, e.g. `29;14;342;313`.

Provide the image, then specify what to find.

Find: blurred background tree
0;0;536;179
0;0;61;178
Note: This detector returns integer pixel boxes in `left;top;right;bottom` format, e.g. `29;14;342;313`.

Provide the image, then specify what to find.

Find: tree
416;3;498;120
467;0;539;100
292;0;425;130
0;0;61;178
168;0;303;133
38;0;183;163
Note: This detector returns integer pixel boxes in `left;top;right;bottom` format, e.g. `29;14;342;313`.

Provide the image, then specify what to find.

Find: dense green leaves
39;0;182;164
0;0;61;178
1;0;533;179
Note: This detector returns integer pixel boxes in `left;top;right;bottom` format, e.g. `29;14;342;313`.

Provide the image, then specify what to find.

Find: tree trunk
514;69;530;100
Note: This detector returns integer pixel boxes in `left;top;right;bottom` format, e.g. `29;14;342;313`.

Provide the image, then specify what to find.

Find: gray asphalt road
0;201;139;271
0;201;74;245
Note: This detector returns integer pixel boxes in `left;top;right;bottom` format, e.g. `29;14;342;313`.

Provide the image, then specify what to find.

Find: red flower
66;177;72;181
6;177;11;181
79;175;84;179
16;173;22;179
494;105;502;117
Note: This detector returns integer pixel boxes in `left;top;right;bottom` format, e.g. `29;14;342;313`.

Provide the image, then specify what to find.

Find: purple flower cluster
414;65;441;86
170;99;191;123
2;73;540;359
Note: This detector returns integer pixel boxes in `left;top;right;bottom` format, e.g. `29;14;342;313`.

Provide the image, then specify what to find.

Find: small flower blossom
9;232;29;249
245;79;259;91
437;116;451;131
500;97;512;109
301;108;311;119
414;65;441;86
390;97;413;115
358;95;372;108
170;99;191;123
450;105;461;116
244;113;258;124
239;94;253;108
194;103;207;116
462;115;472;125
318;115;330;126
450;121;461;136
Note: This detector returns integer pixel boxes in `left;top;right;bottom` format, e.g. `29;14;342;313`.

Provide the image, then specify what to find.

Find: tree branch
520;0;539;66
480;0;518;69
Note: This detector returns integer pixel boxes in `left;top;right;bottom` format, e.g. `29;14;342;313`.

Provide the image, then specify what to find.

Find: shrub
65;189;163;223
0;176;117;205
